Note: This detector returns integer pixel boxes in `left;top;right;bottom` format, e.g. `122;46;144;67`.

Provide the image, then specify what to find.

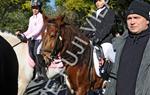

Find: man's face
95;0;105;9
32;6;39;15
127;14;149;34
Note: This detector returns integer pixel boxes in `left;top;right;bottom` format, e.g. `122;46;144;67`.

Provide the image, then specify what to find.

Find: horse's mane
0;30;20;46
53;16;90;46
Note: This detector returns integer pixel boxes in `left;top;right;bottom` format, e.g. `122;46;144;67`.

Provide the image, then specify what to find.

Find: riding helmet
31;0;42;9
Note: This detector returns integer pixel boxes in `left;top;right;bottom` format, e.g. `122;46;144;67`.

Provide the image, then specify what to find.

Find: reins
50;26;62;59
12;41;22;48
88;43;95;90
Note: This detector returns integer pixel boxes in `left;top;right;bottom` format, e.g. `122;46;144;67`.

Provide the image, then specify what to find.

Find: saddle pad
93;43;115;77
49;59;63;68
49;54;63;68
93;46;101;77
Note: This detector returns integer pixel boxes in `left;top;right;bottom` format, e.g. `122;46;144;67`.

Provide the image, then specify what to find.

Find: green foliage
22;1;31;11
55;0;94;26
0;0;28;33
55;0;65;6
55;0;150;27
1;10;31;33
0;0;150;33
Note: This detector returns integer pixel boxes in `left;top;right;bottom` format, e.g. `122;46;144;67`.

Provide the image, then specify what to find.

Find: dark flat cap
126;0;150;20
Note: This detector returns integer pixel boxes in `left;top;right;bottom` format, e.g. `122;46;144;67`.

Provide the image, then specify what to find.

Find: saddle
93;45;113;81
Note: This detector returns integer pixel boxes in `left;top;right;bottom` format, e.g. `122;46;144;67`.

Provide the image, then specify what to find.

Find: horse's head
41;16;65;64
41;15;90;66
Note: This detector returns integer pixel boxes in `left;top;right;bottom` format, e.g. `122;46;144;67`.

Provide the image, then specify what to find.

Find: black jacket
80;6;115;44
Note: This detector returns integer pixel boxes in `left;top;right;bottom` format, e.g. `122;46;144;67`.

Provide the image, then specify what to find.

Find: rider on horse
16;0;48;81
81;0;116;82
83;0;116;94
94;0;115;80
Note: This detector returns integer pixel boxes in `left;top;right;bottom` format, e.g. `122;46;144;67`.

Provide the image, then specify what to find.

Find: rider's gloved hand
16;31;27;43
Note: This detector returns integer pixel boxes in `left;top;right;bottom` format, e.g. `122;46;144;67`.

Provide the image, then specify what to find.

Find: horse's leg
65;75;75;95
76;86;88;95
18;63;34;95
17;43;36;95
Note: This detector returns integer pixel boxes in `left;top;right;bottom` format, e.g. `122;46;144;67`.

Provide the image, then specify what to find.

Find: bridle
50;26;62;59
41;25;63;62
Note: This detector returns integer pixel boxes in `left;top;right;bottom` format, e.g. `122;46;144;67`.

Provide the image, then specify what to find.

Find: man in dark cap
104;1;150;95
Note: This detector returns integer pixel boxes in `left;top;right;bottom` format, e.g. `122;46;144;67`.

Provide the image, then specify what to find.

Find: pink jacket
23;12;44;40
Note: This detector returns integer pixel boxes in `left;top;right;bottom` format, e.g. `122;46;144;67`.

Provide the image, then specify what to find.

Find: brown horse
40;16;106;95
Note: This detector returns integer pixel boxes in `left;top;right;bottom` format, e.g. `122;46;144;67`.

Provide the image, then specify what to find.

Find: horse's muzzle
41;52;52;65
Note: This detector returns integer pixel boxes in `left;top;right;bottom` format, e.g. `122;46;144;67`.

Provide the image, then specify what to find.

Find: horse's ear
57;15;65;21
48;18;55;23
56;15;65;25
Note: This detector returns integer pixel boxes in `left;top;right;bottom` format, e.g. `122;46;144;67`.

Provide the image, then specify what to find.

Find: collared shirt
96;6;106;18
23;12;44;40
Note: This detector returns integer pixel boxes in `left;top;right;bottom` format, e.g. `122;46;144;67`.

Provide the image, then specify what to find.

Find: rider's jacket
23;12;44;40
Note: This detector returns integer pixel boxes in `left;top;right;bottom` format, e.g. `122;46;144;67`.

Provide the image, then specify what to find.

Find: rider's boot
34;54;48;82
34;65;42;82
41;66;48;81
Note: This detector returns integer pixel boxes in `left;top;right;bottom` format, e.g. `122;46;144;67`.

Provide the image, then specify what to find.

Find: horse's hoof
34;77;42;83
34;76;48;83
